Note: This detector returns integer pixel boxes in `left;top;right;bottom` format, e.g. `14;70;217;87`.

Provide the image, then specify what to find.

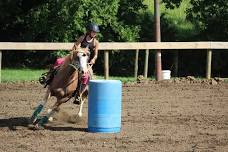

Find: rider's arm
90;39;99;64
94;39;99;60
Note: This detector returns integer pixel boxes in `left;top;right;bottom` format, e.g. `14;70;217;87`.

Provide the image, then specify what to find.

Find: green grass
1;68;46;82
1;69;227;83
1;69;142;83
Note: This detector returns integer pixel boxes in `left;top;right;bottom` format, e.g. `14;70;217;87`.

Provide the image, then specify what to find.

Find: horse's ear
70;51;74;61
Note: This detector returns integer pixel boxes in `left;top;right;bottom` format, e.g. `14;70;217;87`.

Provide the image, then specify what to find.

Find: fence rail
0;42;228;82
1;42;228;50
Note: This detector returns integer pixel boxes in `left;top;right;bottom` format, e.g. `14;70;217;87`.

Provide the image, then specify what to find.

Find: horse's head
71;48;90;74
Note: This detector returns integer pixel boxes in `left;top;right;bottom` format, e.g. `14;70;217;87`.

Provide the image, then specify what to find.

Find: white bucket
162;70;171;80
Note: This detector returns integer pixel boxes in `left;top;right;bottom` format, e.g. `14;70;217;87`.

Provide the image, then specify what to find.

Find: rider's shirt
80;35;97;60
80;35;95;51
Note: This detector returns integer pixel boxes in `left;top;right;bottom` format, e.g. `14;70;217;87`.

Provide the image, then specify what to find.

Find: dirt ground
0;78;228;152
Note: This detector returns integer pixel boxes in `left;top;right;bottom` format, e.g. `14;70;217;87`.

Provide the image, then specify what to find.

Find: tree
0;0;147;69
161;0;228;40
162;0;182;9
186;0;228;41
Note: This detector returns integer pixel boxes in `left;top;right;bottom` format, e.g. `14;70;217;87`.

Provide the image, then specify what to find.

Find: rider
39;23;99;103
72;23;99;64
71;23;100;104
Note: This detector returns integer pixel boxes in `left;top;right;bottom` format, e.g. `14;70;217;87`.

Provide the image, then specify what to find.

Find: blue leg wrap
38;116;49;126
31;104;44;122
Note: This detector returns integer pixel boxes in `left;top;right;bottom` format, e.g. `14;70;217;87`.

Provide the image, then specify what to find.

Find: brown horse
31;48;92;128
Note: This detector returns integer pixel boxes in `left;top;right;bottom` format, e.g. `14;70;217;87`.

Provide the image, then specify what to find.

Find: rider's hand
89;58;96;65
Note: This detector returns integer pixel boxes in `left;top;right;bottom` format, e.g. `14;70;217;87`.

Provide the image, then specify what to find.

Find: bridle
69;49;90;72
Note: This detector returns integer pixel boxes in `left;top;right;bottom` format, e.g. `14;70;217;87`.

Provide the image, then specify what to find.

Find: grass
0;68;142;83
1;69;227;83
1;68;46;82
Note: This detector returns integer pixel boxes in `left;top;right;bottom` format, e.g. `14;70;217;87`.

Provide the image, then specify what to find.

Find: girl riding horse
32;23;100;128
72;23;99;103
40;23;99;102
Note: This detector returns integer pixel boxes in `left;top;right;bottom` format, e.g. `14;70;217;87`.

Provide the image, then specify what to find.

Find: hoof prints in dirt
0;82;228;152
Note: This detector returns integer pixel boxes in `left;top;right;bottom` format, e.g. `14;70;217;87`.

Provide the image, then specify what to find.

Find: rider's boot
73;83;88;105
45;68;56;85
73;72;88;104
73;95;81;105
39;67;57;87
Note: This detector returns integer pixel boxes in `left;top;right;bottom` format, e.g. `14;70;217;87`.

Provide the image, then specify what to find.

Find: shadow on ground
0;117;87;132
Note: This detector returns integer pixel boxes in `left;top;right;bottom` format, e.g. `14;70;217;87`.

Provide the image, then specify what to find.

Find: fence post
0;50;1;83
173;50;178;77
104;50;109;79
206;49;212;79
134;49;139;79
144;49;149;78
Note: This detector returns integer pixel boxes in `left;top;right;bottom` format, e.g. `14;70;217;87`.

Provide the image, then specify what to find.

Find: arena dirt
0;79;228;152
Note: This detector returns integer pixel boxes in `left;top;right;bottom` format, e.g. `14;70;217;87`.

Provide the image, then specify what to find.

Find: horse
30;48;92;128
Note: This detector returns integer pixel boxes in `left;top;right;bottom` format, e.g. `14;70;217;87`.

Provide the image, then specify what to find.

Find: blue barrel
88;80;122;133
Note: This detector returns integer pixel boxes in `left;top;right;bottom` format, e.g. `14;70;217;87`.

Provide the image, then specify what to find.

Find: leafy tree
162;0;182;9
162;0;228;77
1;0;147;70
186;0;228;41
161;0;228;40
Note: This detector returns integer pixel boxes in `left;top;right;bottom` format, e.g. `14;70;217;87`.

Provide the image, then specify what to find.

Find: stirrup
73;96;81;105
39;72;49;85
39;76;46;85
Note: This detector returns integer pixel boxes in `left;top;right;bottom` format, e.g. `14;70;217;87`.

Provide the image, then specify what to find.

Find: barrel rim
89;80;121;83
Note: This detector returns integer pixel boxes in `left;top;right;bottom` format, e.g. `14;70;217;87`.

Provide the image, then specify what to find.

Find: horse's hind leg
77;92;87;117
31;89;51;124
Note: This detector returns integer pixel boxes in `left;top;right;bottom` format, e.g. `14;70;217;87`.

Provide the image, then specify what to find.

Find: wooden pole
104;50;109;79
144;49;149;78
154;0;162;81
134;49;139;79
206;49;212;79
0;51;1;83
173;50;178;77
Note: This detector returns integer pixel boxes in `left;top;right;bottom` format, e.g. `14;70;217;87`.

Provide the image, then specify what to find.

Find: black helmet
87;23;100;33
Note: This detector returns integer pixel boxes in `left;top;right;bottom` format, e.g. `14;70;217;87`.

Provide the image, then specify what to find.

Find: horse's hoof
73;98;80;105
27;123;45;130
30;116;42;125
30;117;38;125
34;124;45;130
78;113;82;118
48;117;54;122
67;114;82;123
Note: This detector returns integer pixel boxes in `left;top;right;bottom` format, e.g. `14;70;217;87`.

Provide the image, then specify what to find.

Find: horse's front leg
31;89;51;124
36;100;62;128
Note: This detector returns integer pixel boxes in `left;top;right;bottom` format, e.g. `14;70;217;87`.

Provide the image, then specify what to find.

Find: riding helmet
87;23;100;33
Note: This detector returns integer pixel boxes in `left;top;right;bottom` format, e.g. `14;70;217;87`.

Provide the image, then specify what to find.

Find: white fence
0;42;228;82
